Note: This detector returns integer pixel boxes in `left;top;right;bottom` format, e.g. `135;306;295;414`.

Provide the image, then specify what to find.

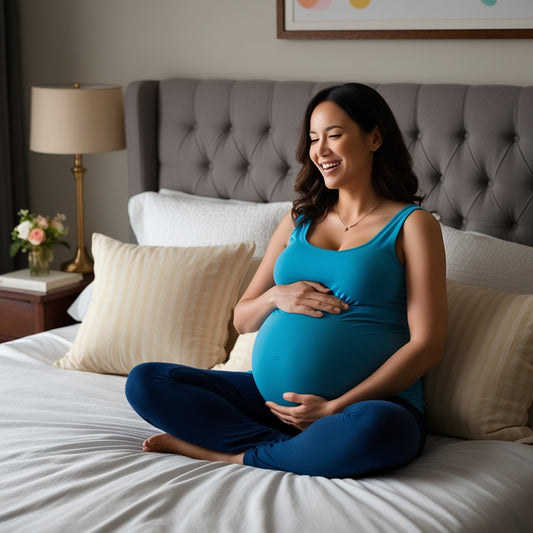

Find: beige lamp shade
30;84;126;154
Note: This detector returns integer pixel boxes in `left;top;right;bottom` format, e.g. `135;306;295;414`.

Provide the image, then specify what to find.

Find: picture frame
277;0;533;40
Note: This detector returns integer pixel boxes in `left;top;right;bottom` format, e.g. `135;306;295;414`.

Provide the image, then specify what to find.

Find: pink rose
51;219;64;232
37;216;49;228
28;228;46;246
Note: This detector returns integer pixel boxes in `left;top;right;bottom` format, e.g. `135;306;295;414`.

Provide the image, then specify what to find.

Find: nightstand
0;277;91;343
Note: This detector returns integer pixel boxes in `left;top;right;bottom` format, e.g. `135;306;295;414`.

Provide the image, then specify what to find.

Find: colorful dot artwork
297;0;333;9
349;0;371;8
297;0;498;10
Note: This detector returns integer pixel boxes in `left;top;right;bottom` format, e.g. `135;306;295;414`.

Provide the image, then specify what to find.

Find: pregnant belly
252;310;409;406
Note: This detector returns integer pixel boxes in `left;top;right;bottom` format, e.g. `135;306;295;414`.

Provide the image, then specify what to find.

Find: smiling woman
293;83;421;223
307;100;381;195
126;82;447;479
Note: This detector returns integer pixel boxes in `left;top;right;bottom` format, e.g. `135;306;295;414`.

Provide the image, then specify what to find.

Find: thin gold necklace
335;201;382;232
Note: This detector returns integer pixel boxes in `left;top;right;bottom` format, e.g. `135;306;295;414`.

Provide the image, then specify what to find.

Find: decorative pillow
128;191;292;257
67;257;262;325
424;279;533;443
56;234;254;375
212;331;256;372
440;224;533;293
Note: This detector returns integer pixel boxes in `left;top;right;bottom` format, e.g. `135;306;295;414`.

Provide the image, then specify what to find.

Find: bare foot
143;433;244;465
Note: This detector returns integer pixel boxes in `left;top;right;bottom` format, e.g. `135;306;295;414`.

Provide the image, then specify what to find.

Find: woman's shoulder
270;209;297;246
382;201;438;223
402;204;443;240
382;200;441;241
376;201;418;224
280;208;296;228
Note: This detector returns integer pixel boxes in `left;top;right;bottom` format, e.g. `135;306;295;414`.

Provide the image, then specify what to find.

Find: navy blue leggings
125;362;426;478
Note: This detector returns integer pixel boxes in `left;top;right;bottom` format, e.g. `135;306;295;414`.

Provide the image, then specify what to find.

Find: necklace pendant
344;227;349;232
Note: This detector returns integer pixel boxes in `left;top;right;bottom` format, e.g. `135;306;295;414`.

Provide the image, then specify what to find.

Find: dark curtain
0;0;27;274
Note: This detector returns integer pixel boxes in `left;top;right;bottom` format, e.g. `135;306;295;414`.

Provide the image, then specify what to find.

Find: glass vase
28;248;54;277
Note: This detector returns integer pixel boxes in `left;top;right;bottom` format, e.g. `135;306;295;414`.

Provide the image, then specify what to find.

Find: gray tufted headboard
125;79;533;246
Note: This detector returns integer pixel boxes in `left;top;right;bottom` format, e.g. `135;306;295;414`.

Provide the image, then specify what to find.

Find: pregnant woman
126;83;447;478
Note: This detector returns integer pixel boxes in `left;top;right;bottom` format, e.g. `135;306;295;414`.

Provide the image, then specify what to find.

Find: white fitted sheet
1;326;532;533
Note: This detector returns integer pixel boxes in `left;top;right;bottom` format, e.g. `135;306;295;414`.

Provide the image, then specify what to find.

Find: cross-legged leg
126;364;425;478
125;362;296;457
243;398;425;478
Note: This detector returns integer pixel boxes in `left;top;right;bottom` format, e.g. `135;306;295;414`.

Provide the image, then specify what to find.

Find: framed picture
277;0;533;39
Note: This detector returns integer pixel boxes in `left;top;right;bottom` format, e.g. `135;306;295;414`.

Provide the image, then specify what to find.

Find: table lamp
29;83;126;274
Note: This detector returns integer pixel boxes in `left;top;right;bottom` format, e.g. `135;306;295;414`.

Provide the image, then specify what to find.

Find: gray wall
19;0;533;266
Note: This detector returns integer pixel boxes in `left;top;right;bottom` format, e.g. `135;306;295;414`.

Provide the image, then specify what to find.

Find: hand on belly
252;310;407;406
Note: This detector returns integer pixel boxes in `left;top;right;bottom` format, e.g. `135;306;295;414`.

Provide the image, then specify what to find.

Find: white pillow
128;191;292;257
159;188;264;205
440;224;533;293
67;282;93;322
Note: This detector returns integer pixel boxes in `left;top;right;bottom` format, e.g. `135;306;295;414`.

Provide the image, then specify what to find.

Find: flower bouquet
10;210;69;276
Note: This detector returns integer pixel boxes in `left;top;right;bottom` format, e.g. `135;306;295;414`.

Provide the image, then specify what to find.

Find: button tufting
514;135;520;143
462;218;468;226
464;132;469;139
417;132;423;140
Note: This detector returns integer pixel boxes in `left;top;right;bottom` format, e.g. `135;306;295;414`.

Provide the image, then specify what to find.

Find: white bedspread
1;327;532;533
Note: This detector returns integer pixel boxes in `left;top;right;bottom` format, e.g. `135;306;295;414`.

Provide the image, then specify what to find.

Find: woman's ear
370;127;383;152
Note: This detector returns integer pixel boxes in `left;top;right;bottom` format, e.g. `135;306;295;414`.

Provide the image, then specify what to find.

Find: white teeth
322;161;340;170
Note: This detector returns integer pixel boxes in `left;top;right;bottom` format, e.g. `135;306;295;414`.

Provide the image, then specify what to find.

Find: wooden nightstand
0;277;91;343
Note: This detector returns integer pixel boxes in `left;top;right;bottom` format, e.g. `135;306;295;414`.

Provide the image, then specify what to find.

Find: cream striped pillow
424;280;533;443
55;234;254;375
213;331;256;371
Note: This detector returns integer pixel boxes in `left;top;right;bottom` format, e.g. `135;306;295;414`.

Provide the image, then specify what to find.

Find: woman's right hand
234;212;349;333
271;281;348;318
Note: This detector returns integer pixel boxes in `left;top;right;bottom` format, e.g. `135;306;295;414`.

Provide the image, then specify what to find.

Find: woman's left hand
266;393;335;431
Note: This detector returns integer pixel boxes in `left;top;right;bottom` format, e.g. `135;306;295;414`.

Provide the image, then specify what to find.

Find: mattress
1;325;532;532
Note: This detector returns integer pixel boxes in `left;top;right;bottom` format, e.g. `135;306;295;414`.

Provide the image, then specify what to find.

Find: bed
1;79;532;532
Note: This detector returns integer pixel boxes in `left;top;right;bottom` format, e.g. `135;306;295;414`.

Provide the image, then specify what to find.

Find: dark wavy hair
293;83;422;223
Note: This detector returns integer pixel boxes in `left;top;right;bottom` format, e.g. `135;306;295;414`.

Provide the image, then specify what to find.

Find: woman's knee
125;362;168;412
344;401;421;456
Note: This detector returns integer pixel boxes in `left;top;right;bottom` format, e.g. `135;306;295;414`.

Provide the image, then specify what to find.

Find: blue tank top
251;204;424;412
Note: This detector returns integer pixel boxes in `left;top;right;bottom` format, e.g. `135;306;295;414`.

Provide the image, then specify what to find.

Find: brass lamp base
61;245;94;274
61;152;94;275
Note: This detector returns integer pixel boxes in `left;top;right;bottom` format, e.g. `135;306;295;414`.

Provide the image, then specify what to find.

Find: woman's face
308;100;381;191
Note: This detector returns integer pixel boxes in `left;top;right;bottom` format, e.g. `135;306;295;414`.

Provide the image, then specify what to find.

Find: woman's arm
268;209;447;429
233;211;348;334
